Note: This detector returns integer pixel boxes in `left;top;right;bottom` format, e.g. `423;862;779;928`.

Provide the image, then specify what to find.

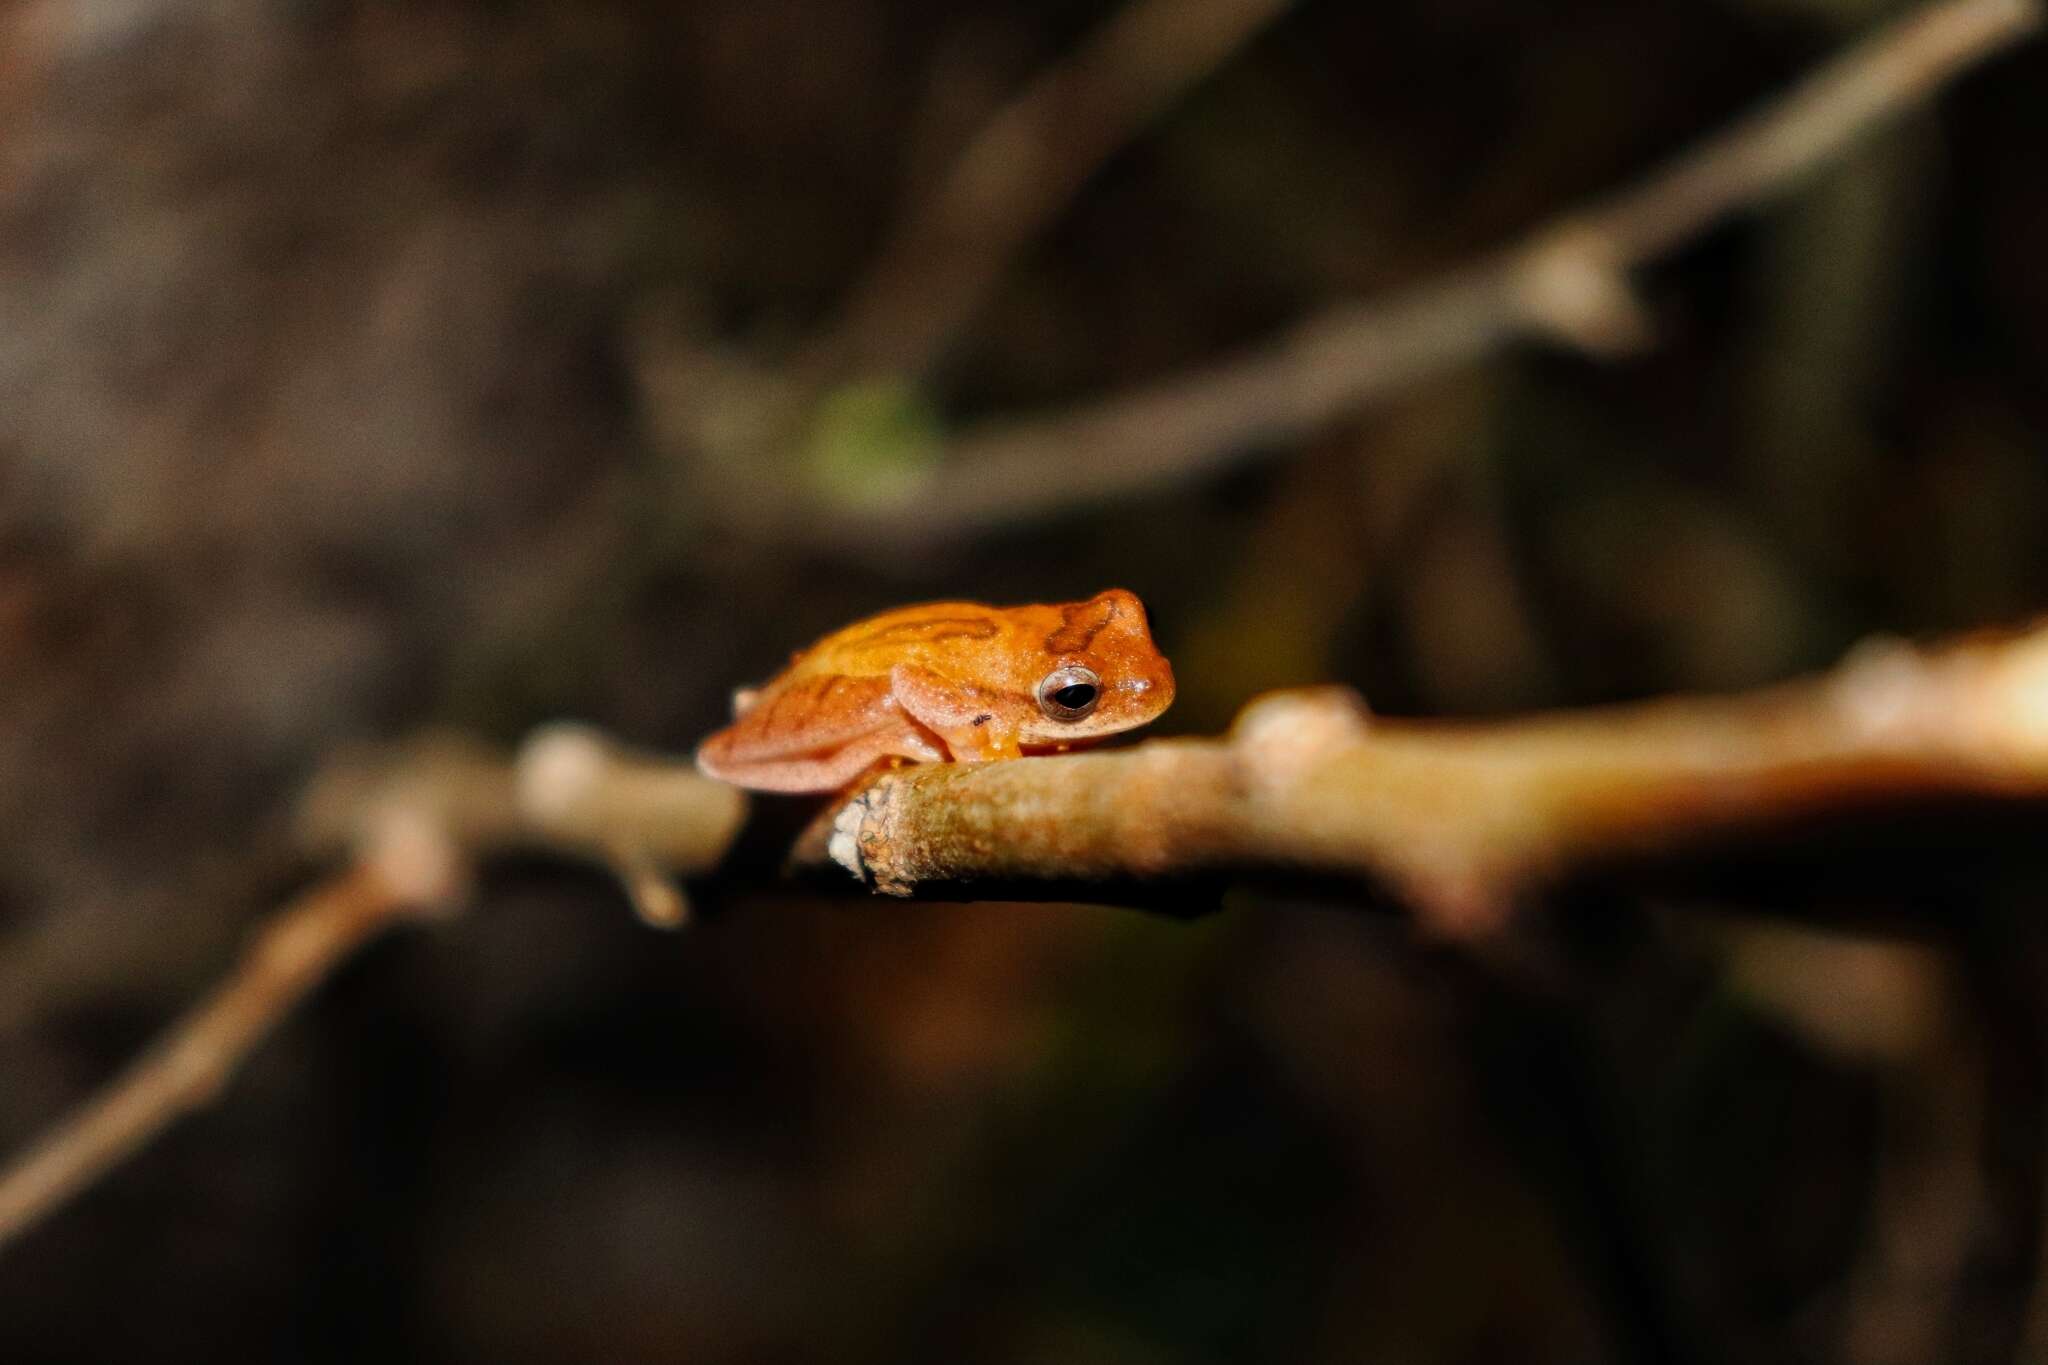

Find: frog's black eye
1036;665;1101;722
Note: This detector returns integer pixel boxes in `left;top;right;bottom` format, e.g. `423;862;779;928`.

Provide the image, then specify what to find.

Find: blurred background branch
798;0;1300;385
0;866;440;1255
0;729;746;1253
798;0;2042;545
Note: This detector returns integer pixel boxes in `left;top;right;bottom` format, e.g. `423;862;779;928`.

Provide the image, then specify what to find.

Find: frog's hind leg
698;722;943;793
704;675;897;765
697;674;950;790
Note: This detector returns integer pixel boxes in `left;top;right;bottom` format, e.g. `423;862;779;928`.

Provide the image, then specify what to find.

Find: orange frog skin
696;588;1175;793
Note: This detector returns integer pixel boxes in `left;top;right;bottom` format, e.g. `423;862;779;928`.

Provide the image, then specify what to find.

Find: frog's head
1019;589;1176;748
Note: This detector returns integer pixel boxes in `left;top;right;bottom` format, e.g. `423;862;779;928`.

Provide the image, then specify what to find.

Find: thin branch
0;728;748;1252
1575;0;2041;264
512;722;753;927
802;0;1299;383
808;622;2048;932
816;0;2041;544
0;865;436;1252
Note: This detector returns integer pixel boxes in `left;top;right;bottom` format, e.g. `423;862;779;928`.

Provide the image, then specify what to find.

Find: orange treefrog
696;588;1176;792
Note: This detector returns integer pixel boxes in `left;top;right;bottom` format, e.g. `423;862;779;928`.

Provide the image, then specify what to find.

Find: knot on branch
1512;225;1653;358
1228;686;1374;791
1829;624;2048;767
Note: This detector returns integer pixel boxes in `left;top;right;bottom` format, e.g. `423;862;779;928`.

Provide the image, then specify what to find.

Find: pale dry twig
0;728;747;1252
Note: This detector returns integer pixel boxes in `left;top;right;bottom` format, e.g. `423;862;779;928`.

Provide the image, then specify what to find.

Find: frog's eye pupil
1036;666;1102;721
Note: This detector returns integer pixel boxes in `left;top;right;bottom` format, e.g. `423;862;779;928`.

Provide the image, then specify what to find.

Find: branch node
1230;685;1373;789
359;804;470;915
513;721;750;884
1513;225;1655;358
1829;633;1932;742
514;722;617;823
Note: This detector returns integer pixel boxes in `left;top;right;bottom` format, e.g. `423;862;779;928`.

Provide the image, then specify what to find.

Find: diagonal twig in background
0;729;747;1254
813;0;2041;543
801;0;1299;384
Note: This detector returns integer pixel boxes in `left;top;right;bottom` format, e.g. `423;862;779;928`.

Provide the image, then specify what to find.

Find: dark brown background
2;1;2045;1360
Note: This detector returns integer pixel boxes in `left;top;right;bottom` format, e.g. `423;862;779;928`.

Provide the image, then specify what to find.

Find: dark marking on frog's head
1045;591;1127;655
1021;589;1175;746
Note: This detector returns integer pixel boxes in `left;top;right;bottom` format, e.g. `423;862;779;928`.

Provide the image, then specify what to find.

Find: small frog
696;588;1175;792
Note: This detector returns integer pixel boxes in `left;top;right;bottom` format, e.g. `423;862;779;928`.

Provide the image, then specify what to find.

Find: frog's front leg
889;663;1023;762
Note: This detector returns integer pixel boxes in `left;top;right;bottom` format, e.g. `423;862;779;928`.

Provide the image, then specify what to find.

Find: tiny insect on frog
696;588;1176;792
